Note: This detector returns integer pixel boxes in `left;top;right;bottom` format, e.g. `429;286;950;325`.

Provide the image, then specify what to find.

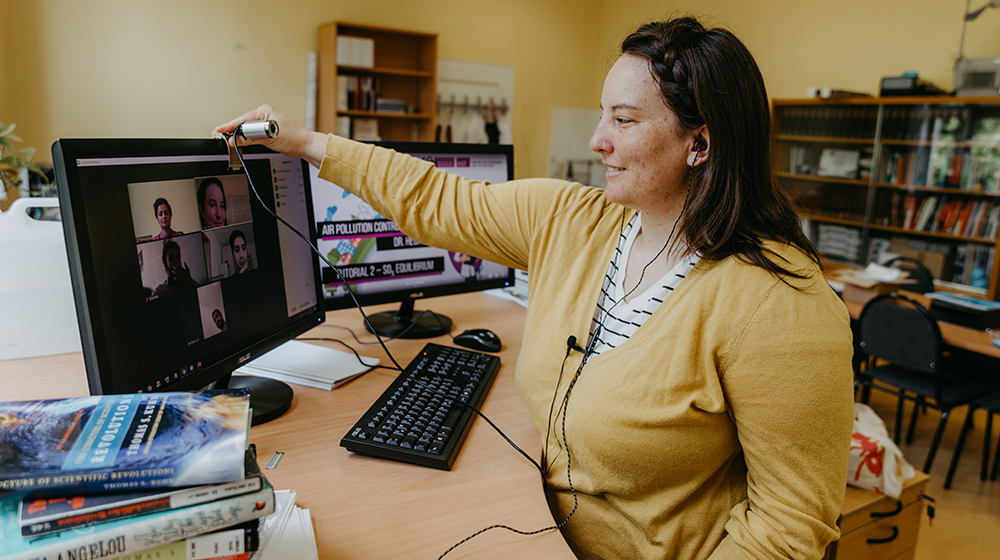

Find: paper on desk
854;263;902;282
254;490;298;560
236;340;379;390
272;507;318;560
251;489;319;560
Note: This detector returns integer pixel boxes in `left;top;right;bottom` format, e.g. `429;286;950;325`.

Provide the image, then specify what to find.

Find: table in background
1;292;575;560
841;291;1000;359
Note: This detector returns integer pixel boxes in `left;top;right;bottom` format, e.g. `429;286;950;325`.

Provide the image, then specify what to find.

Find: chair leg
992;416;1000;482
982;412;993;482
895;392;906;444
924;409;952;474
906;394;922;445
945;408;976;489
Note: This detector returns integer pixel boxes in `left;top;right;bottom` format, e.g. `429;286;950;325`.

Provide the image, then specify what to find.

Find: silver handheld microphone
238;120;279;139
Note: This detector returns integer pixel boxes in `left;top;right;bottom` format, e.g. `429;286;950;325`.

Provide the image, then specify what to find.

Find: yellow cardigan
318;135;855;560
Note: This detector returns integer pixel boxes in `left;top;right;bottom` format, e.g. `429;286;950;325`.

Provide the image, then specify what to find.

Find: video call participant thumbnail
152;198;182;239
198;177;227;229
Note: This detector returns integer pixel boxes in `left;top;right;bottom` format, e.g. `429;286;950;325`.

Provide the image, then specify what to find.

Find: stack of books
0;391;275;560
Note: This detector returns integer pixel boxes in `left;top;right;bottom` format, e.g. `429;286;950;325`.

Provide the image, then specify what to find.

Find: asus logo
409;292;424;298
237;352;252;364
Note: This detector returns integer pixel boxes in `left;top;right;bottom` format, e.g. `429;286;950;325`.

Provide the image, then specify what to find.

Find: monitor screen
53;139;324;423
310;142;515;338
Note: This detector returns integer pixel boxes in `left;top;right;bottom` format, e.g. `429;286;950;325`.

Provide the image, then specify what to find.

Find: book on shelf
902;194;918;230
0;477;275;560
913;196;939;231
926;291;1000;312
18;446;263;537
340;75;379;112
335;36;374;68
953;200;975;236
352;118;379;142
0;391;251;495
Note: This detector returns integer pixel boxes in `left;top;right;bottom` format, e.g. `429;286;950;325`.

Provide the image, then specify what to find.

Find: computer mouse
453;329;502;353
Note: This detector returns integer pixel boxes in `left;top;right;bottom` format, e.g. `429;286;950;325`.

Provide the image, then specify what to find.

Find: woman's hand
214;105;328;168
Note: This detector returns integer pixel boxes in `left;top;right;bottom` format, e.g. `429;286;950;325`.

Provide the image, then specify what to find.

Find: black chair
883;256;935;294
945;391;1000;488
855;293;996;475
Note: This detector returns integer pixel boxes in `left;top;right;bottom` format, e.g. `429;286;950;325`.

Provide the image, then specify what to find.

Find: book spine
22;477;262;536
107;538;251;560
5;485;273;560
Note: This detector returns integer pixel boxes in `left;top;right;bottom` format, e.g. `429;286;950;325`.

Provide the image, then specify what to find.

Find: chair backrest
884;256;935;293
858;293;943;374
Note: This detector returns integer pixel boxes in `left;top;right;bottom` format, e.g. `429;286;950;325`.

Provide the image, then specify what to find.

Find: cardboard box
832;270;917;306
889;237;954;280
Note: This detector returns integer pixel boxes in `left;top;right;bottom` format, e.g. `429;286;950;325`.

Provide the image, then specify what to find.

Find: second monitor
310;142;515;338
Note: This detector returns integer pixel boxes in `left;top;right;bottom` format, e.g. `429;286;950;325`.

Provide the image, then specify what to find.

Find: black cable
226;130;541;476
294;337;402;373
229;132;405;372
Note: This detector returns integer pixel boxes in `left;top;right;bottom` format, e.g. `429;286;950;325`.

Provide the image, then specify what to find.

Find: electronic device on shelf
309;142;515;339
880;75;949;97
954;56;1000;96
52;139;325;425
340;342;500;469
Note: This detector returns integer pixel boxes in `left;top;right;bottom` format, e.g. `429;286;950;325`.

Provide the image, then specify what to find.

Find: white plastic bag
848;403;915;499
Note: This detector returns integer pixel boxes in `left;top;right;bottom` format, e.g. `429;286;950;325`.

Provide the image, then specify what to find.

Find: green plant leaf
1;155;28;166
0;122;14;137
0;137;14;151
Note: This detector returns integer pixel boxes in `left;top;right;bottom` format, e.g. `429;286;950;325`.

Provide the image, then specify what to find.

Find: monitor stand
214;373;293;426
365;299;453;339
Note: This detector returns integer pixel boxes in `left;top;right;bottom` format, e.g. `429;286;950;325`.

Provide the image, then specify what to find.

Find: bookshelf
317;22;437;142
773;97;1000;299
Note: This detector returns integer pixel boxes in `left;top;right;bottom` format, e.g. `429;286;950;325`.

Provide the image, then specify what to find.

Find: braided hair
621;18;819;280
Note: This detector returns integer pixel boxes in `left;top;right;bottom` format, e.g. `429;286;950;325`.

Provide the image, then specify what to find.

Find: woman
216;17;854;560
151;197;181;239
197;177;227;229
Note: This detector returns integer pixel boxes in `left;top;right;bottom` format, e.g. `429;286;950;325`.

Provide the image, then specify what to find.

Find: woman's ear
688;127;710;167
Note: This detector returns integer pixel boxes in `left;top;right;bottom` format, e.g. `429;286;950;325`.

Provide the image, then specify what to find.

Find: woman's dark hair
153;197;171;215
621;17;819;279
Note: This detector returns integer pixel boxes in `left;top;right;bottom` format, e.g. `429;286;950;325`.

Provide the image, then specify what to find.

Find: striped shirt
587;213;700;357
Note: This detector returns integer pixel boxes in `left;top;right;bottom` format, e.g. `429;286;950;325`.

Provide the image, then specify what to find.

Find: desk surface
1;292;575;559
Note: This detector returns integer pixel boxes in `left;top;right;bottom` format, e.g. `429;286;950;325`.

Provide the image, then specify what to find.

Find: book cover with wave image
0;391;250;495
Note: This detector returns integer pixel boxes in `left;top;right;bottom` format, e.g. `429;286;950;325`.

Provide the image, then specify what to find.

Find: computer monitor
310;142;515;338
52;139;325;425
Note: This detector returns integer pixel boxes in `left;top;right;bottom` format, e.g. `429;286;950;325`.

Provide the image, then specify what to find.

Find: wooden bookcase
773;97;1000;299
317;22;437;142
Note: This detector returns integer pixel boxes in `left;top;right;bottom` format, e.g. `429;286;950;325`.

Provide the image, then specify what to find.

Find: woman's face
156;204;172;230
201;184;226;228
590;54;701;215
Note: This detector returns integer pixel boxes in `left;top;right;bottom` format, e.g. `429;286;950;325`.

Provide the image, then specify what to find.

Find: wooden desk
4;290;927;559
0;292;575;560
841;292;1000;359
825;472;929;560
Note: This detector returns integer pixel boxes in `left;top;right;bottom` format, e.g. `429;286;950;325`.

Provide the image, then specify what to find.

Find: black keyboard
340;343;500;470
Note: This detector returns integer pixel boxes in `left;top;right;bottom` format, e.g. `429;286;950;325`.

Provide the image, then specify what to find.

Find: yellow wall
0;0;602;179
4;0;1000;178
596;0;1000;100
